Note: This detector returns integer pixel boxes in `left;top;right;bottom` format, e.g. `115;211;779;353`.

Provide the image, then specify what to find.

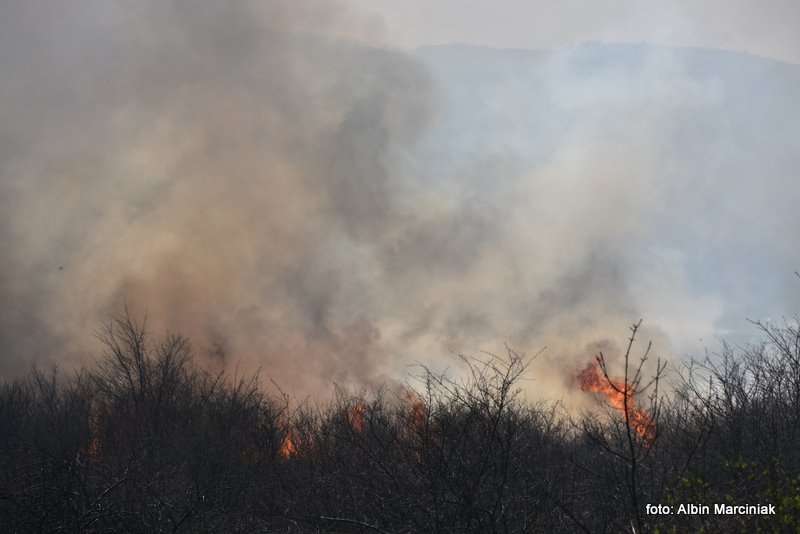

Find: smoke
411;43;800;403
350;0;800;65
2;2;799;402
0;0;433;394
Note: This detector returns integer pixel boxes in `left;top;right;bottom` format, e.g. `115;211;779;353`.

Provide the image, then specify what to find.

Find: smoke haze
0;0;435;394
2;1;799;402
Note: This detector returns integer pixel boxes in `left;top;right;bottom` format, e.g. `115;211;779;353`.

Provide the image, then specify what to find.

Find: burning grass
577;359;655;442
2;314;799;532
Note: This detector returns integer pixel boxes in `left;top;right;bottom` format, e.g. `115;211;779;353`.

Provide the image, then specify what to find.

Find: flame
280;401;365;460
279;429;298;458
348;401;366;433
82;410;104;461
403;390;427;432
577;361;654;442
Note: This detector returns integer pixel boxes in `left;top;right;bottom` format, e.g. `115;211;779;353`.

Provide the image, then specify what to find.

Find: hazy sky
350;0;800;63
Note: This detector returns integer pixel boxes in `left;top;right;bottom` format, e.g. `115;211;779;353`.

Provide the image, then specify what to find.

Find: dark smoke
3;3;800;404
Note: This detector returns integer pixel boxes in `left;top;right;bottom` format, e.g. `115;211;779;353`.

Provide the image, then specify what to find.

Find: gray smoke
2;2;799;403
0;0;434;395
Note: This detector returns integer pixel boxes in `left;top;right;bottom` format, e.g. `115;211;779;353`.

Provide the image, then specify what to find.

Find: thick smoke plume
0;0;434;395
2;2;799;402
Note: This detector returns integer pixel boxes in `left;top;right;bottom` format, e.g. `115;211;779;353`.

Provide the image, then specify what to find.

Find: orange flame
577;361;654;442
82;411;103;461
403;390;427;432
279;429;298;458
348;401;366;433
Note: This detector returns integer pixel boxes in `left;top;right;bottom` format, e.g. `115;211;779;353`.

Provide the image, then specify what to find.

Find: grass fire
3;313;800;532
577;360;655;442
2;0;800;532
